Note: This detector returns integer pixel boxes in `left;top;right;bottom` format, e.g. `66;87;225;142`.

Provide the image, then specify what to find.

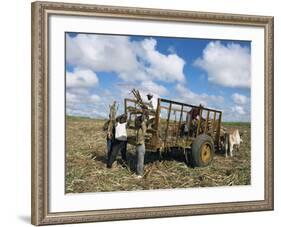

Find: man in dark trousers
107;114;128;168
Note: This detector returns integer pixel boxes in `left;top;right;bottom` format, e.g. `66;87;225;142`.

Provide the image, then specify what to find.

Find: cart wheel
192;134;214;167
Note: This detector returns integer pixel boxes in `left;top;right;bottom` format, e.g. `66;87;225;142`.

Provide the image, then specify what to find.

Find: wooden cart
125;97;226;167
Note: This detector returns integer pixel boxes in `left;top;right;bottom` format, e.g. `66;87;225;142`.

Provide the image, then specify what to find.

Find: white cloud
65;34;186;118
66;91;101;105
223;93;250;121
115;80;168;104
66;34;138;74
140;81;168;96
66;67;104;118
114;81;167;110
66;67;103;118
66;91;105;118
66;92;79;104
66;68;98;88
136;38;185;82
231;93;249;105
90;94;101;102
167;46;176;54
222;105;250;122
175;84;224;107
231;105;246;115
66;34;185;82
194;41;251;88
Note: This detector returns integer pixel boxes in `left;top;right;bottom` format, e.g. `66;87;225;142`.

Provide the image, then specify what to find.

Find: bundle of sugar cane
131;89;148;110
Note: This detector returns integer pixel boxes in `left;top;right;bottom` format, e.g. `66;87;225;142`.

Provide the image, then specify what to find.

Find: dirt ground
66;116;251;193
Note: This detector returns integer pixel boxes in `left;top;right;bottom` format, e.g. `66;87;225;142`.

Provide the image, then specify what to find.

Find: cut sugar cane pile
66;116;251;193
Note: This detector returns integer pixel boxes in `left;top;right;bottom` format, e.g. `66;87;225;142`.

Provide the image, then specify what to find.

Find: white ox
226;129;243;157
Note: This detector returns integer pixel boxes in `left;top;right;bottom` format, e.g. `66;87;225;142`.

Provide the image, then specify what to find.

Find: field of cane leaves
65;116;251;193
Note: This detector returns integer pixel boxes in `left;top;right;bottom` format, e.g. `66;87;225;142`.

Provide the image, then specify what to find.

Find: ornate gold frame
31;1;274;225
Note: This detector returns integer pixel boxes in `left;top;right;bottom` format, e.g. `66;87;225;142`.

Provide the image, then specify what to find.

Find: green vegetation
222;122;251;127
66;115;106;122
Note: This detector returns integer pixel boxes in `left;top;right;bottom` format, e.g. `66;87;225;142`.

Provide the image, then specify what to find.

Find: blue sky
65;32;251;122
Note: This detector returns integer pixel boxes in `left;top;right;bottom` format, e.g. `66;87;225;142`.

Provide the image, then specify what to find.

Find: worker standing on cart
146;93;157;129
147;93;157;111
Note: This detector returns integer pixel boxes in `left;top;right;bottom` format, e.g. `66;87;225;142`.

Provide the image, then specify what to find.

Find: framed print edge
264;15;274;211
31;1;274;225
32;2;49;225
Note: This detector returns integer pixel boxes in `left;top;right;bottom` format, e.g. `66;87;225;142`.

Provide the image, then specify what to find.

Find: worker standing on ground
135;115;147;178
131;89;149;178
103;101;117;158
107;114;128;168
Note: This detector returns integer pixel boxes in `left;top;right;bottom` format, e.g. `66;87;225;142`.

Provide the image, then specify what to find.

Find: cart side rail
124;97;222;150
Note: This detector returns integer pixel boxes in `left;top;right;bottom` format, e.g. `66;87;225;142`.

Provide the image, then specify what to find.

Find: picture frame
31;1;274;225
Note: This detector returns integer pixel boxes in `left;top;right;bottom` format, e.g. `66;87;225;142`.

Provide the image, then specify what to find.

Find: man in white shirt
107;114;128;168
147;93;157;111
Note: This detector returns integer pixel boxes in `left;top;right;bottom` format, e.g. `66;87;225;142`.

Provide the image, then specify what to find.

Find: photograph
31;1;273;224
65;32;251;193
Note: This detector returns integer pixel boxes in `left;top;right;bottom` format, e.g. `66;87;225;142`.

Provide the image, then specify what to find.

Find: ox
226;129;243;157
